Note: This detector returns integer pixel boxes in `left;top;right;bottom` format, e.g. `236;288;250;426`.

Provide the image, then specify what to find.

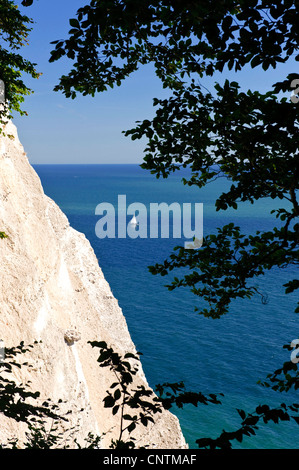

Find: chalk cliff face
0;120;187;449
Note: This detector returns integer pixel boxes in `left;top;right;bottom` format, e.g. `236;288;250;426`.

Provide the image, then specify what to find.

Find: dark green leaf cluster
0;341;64;425
21;0;33;6
88;341;163;448
130;79;299;197
258;345;299;393
139;79;298;317
0;340;105;449
49;0;299;96
23;419;66;449
0;0;40;130
149;221;298;318
155;381;223;410
196;402;299;449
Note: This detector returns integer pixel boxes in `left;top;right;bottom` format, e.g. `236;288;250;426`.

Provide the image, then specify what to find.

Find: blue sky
13;0;296;164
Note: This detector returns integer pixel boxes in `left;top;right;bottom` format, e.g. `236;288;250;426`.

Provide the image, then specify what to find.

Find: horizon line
31;162;142;165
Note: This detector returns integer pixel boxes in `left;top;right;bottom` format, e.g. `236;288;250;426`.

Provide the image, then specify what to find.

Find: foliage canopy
49;0;299;318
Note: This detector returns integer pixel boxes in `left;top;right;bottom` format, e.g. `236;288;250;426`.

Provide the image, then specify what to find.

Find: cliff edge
0;120;187;449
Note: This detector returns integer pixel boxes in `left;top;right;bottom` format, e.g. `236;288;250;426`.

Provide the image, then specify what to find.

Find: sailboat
129;215;138;226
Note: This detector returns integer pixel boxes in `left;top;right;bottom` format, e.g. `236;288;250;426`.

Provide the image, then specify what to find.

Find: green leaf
69;18;80;29
127;422;136;433
123;414;134;421
103;396;115;408
21;0;34;6
237;409;246;420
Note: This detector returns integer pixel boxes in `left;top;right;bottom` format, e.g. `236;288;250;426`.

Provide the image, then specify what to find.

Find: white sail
129;215;138;225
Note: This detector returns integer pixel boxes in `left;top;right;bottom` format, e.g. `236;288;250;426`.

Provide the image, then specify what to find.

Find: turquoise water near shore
34;164;298;449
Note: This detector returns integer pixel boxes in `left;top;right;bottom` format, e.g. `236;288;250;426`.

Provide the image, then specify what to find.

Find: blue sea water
33;164;298;449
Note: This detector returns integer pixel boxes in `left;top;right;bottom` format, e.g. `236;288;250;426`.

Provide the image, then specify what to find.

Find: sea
33;163;298;449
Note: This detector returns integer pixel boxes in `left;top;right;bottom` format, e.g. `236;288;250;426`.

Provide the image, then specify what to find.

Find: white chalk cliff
0;120;187;449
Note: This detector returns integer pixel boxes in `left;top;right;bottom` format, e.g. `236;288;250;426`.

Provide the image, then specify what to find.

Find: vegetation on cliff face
0;340;163;449
0;0;40;132
0;341;66;448
0;0;298;449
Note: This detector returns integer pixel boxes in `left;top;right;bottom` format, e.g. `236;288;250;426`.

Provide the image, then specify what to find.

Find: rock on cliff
0;120;187;449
